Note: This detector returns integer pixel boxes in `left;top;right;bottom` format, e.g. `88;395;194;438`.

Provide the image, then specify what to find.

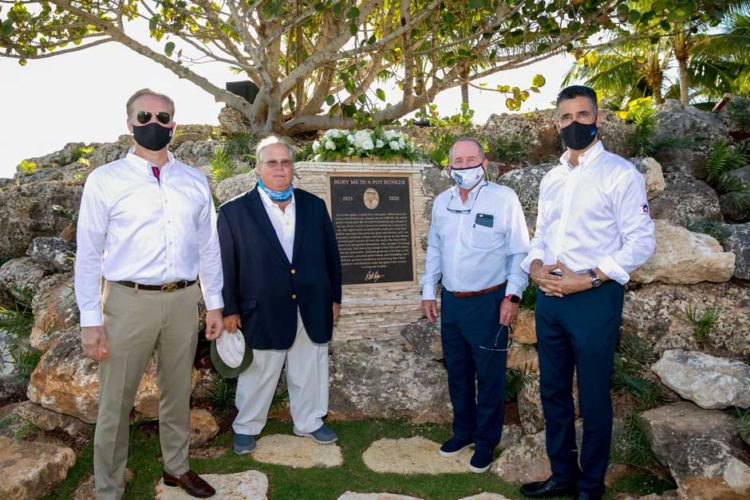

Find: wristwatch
505;294;521;304
587;269;602;288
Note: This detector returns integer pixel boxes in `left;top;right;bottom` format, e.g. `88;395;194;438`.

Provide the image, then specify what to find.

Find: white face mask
450;164;485;190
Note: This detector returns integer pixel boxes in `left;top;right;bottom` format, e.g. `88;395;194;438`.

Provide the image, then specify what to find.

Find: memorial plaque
330;175;414;285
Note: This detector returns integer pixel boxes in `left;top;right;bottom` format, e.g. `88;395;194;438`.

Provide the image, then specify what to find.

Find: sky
0;39;573;179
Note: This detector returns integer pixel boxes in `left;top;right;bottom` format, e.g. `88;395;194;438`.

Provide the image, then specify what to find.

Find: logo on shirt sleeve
641;202;650;215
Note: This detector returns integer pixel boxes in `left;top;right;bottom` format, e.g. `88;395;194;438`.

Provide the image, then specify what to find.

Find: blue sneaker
293;424;338;444
439;436;473;457
469;449;494;473
233;433;256;454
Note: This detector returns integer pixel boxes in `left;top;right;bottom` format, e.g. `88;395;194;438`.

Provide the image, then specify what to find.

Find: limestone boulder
648;171;722;225
639;402;746;479
0;374;28;405
720;191;750;223
189;408;219;447
631;157;666;200
722;222;750;280
498;163;556;228
214;171;257;204
651;350;750;410
653;100;727;145
0;435;76;500
0;257;48;303
0;178;83;261
492;430;551;483
621;282;750;357
26;236;76;273
652;147;708;180
27;330;201;423
86;141;130;168
632;221;734;285
173;140;219;171
73;469;133;500
218;106;252;135
400;318;442;358
507;344;539;375
30;274;79;351
22;142;88;171
517;376;545;435
481;110;561;166
329;336;451;422
12;400;92;444
156;470;268;499
513;309;537;345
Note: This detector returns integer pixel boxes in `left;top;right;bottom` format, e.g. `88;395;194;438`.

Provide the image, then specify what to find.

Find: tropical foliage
0;0;724;135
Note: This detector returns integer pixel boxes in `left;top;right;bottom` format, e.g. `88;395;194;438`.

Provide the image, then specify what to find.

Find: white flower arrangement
312;128;418;161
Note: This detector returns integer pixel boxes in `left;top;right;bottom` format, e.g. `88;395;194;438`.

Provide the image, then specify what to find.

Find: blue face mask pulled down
258;178;294;202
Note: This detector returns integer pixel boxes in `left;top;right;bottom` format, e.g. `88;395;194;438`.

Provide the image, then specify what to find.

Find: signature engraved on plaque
364;270;385;282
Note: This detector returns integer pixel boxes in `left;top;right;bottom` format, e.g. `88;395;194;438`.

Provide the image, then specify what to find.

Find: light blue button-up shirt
421;180;530;300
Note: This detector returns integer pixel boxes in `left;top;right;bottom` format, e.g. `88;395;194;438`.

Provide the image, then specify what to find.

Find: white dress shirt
421;180;530;300
520;141;656;284
74;150;224;327
258;187;296;262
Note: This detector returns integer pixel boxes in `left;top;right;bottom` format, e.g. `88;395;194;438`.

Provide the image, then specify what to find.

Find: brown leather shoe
163;470;216;498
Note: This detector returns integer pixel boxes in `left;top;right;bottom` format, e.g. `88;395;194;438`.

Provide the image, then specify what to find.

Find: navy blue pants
535;281;624;496
440;285;508;452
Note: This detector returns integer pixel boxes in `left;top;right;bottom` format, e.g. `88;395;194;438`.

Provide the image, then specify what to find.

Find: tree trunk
677;56;690;104
460;67;469;106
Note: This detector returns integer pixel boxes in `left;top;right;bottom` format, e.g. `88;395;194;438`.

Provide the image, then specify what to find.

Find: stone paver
338;493;423;500
458;494;512;500
362;436;475;474
155;470;268;499
253;434;343;468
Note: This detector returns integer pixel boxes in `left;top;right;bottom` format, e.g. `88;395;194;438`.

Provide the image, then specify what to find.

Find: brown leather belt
451;281;506;299
117;280;196;292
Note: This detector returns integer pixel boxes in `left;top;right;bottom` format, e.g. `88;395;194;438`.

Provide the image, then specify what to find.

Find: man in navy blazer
217;136;342;454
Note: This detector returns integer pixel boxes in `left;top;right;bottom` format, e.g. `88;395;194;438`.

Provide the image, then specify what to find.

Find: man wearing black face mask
519;86;655;500
75;89;224;499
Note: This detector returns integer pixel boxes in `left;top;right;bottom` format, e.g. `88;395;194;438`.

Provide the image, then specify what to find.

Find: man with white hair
421;137;530;473
218;135;342;454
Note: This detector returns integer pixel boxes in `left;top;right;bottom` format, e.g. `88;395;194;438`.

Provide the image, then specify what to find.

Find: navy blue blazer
218;187;342;350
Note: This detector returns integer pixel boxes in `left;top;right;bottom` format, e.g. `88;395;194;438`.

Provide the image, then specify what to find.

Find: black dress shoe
520;476;576;498
163;470;216;498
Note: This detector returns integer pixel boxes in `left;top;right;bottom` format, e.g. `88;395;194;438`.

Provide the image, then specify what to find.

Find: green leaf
531;74;546;87
357;94;366;103
149;15;160;32
628;10;641;24
18;58;27;66
469;0;486;8
165;41;175;57
314;2;326;12
349;23;357;35
325;95;335;106
346;7;360;19
375;88;386;101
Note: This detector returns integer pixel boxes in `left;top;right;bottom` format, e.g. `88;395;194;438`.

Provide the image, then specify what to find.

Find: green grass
46;418;671;499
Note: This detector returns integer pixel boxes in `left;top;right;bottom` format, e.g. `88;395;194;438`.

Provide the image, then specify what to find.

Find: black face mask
559;120;598;150
132;122;173;151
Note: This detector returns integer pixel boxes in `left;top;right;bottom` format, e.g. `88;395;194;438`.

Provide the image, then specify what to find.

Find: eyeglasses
136;111;172;125
446;182;486;214
263;159;293;169
478;324;514;352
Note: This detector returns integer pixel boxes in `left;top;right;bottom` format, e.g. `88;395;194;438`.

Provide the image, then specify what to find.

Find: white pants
233;312;329;435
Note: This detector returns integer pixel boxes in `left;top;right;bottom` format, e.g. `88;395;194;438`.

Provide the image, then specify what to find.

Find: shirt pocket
469;225;503;249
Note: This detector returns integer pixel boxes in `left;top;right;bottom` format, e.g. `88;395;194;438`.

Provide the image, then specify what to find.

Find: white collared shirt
520;141;656;284
258;186;296;262
74;149;224;327
421;180;530;300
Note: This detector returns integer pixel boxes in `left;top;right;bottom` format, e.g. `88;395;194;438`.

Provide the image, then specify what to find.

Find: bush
725;96;750;132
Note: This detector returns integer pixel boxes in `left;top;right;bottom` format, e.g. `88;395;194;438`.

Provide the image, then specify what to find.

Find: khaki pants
94;281;200;500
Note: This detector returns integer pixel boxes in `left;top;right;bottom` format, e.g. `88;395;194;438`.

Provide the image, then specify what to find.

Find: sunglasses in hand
136;111;172;125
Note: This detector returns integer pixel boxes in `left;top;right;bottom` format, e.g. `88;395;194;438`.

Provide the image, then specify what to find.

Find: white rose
362;139;375;150
313;140;320;151
389;140;401;150
376;140;384;148
325;139;336;150
347;134;355;143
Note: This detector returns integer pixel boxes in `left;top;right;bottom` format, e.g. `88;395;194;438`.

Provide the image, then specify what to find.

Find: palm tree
565;2;750;107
